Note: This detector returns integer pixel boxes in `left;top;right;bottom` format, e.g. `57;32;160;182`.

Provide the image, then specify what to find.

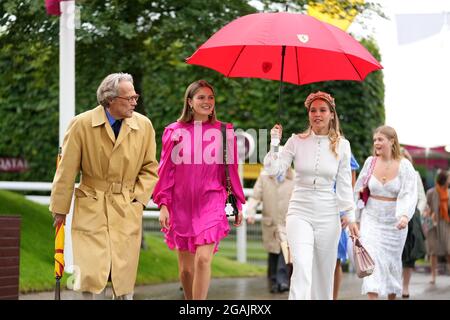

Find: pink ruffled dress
152;120;245;254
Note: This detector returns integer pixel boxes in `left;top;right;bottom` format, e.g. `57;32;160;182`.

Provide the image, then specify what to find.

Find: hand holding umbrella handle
270;124;283;150
52;213;66;227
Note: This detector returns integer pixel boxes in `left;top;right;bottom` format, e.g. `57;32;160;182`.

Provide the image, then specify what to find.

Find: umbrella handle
278;45;286;123
272;124;282;152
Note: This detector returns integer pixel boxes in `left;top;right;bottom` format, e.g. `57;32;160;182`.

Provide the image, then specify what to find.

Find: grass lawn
0;190;265;293
137;233;266;284
216;238;268;263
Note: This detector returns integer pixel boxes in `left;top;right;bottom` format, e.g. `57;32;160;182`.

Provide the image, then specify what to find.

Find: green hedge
0;1;384;181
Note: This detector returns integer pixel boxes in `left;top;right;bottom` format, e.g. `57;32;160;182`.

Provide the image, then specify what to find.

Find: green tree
0;0;255;181
0;0;383;181
0;1;59;180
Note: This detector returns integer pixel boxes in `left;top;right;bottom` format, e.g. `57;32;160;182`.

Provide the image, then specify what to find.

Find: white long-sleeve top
354;156;418;222
264;132;356;221
416;171;427;215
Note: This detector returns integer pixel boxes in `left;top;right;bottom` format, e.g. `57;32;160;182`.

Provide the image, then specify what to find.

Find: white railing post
236;163;246;263
59;0;76;148
58;0;76;274
236;213;247;263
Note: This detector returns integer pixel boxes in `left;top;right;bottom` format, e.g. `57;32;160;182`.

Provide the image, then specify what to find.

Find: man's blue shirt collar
104;107;117;126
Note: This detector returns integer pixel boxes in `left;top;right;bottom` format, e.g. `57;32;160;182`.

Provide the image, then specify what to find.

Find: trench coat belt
80;175;135;194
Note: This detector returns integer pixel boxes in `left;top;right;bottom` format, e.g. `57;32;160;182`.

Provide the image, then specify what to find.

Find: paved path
20;271;449;300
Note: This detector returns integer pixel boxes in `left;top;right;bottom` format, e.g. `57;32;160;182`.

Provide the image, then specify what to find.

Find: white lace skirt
359;198;408;297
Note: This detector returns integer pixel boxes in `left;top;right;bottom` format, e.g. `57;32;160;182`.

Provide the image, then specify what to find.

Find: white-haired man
50;73;159;299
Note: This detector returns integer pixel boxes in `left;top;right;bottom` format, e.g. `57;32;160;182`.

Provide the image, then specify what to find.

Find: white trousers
286;213;340;300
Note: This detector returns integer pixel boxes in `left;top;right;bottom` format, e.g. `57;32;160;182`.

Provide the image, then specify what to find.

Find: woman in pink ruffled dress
152;80;245;300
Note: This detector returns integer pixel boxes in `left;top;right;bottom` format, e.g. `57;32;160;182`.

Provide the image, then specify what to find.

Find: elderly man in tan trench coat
246;164;295;294
50;73;158;299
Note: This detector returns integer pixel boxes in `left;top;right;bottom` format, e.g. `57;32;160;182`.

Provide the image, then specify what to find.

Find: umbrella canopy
186;12;382;86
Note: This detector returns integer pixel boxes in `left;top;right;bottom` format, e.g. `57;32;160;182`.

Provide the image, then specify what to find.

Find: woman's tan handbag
280;241;293;265
277;225;293;265
351;236;375;278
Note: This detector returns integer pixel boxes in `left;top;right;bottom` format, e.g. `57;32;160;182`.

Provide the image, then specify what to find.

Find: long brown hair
178;80;217;123
372;125;402;160
400;147;413;164
300;91;342;158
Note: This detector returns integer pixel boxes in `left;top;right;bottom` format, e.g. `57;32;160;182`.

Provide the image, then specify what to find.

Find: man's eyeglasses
116;94;140;102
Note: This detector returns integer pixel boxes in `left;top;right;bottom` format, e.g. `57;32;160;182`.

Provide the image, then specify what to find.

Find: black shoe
140;239;148;250
278;283;290;293
270;283;278;293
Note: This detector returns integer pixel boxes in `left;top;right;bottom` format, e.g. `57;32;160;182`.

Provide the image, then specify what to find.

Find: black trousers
268;253;289;286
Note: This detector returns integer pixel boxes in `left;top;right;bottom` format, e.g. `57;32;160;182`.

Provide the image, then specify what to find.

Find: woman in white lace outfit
265;91;359;300
354;126;417;300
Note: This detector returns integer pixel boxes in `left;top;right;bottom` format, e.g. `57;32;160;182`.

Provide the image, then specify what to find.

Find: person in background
400;148;426;298
333;153;359;300
265;91;359;300
355;125;417;300
152;80;245;300
246;161;295;294
424;170;450;285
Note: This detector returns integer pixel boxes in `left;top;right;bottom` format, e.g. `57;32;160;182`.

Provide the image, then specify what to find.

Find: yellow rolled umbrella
54;147;64;300
54;222;65;275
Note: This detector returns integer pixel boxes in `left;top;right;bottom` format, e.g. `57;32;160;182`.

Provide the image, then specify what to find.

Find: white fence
0;181;260;264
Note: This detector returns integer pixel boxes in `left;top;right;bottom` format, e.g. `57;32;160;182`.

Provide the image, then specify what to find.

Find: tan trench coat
246;168;295;254
50;106;158;295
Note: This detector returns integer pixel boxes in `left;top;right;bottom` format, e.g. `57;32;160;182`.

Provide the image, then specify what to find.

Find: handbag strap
350;235;363;248
221;123;232;196
363;156;377;188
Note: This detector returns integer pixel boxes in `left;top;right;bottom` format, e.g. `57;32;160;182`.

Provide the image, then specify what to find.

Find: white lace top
354;156;417;221
264;132;355;221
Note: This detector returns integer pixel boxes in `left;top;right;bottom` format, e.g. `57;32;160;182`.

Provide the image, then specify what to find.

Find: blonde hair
400;147;413;164
373;125;402;160
178;80;217;123
301;91;342;158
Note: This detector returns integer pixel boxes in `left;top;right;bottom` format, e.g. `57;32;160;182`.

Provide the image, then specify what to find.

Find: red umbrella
186;12;382;113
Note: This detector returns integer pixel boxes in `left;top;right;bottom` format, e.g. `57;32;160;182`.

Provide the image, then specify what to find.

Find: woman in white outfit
264;91;359;300
354;125;417;300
